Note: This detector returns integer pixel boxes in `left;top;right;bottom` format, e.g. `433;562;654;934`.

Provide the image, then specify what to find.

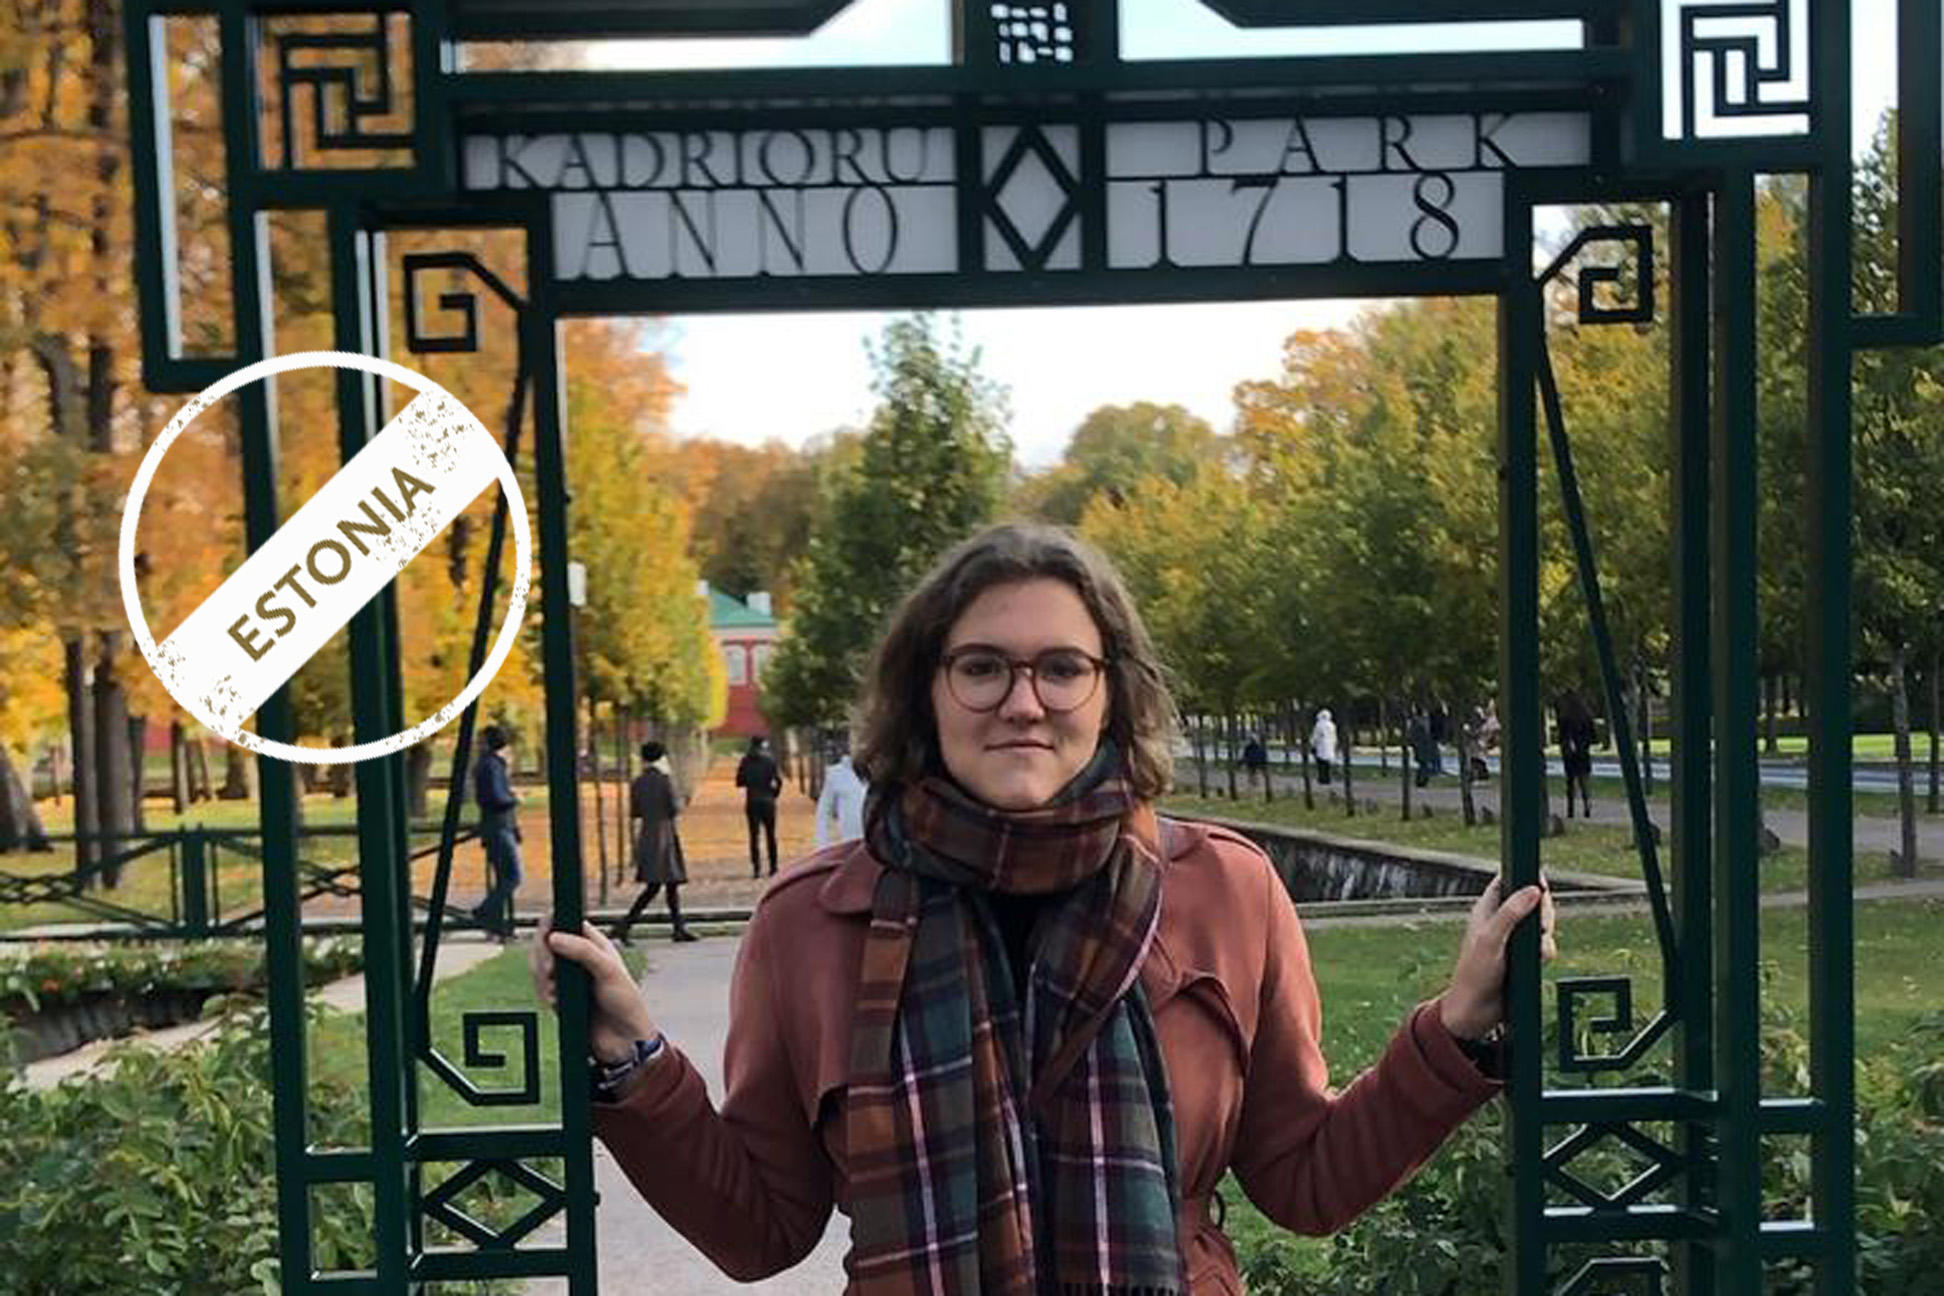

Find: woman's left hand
1438;876;1559;1041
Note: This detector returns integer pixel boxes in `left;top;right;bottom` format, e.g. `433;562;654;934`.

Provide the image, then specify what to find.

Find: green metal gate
120;1;1940;1290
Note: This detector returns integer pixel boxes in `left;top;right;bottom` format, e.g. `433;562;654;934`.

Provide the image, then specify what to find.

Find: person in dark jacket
1240;734;1269;797
615;741;697;944
469;724;523;938
1555;691;1598;819
735;736;784;878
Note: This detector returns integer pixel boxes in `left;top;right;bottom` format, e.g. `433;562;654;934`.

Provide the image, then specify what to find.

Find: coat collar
815;805;1194;915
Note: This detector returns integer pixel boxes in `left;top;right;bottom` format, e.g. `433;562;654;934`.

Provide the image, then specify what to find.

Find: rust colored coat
592;817;1502;1293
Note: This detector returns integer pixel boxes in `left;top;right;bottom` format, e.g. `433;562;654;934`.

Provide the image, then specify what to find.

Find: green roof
708;588;777;629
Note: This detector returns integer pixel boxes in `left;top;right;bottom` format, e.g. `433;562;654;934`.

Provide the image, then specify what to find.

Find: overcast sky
577;0;1901;469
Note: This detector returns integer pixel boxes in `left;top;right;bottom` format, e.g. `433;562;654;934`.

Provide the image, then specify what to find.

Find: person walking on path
468;725;523;939
1241;732;1270;797
537;523;1557;1295
736;736;784;877
1311;707;1339;785
813;746;868;848
615;741;698;944
1407;708;1442;788
1555;691;1598;820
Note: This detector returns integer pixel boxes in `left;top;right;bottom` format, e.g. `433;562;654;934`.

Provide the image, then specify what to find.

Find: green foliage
2;939;361;1015
0;1006;367;1295
764;315;1010;727
1013;401;1225;525
1230;990;1944;1295
0;1003;525;1294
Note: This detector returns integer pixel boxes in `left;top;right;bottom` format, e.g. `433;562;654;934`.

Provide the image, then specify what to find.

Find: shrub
1234;1003;1944;1294
0;1003;519;1295
0;940;362;1017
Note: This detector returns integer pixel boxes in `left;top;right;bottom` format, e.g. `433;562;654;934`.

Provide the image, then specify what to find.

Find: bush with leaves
0;1003;520;1294
1234;994;1944;1294
1;939;362;1016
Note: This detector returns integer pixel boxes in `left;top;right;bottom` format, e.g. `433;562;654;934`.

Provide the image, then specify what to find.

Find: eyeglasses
939;646;1109;714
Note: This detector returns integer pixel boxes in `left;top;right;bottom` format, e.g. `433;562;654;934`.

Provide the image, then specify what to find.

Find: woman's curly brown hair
852;522;1177;800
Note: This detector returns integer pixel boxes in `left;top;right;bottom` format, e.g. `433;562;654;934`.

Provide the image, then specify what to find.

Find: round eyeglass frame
937;647;1111;714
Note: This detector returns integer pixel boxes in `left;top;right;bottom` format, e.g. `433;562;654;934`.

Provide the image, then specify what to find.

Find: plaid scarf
847;744;1184;1296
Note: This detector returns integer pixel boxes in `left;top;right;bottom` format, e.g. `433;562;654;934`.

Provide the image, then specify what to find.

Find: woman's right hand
531;917;660;1065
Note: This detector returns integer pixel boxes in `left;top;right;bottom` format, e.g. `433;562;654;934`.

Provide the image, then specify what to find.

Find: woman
536;523;1554;1294
613;741;697;944
1310;706;1338;785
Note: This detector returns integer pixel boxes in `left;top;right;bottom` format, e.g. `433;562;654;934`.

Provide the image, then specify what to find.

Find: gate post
179;827;210;937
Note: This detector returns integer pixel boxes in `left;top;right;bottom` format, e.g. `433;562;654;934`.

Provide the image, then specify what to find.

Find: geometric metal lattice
983;125;1082;271
1555;1256;1668;1296
1557;978;1674;1074
1669;0;1811;140
269;12;413;168
989;3;1080;65
422;1159;568;1249
424;1009;544;1108
1544;1122;1688;1209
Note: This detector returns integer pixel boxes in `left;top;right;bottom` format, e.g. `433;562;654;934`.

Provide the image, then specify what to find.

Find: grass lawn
1158;793;1934;894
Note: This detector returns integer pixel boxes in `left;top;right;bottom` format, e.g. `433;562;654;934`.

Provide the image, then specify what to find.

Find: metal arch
111;1;1937;1291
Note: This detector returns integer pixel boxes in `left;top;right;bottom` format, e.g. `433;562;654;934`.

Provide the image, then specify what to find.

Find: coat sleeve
1230;861;1501;1235
591;911;836;1280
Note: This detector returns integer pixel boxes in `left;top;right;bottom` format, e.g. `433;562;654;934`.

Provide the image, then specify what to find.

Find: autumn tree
764;315;1010;729
1014;401;1225;525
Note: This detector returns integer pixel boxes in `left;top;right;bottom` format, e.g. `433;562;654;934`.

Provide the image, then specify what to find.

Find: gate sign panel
462;112;1590;282
463;128;957;279
1105;112;1589;267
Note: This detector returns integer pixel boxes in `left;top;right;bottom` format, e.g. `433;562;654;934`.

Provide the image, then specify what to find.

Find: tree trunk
65;638;99;874
92;638;134;887
1457;718;1478;828
1763;672;1781;756
327;737;352;797
1636;665;1655;796
189;734;212;802
405;744;432;822
0;745;51;852
613;708;628;885
220;741;254;800
1341;709;1356;817
1224;712;1239;801
51;737;65;806
1891;643;1919;878
1400;698;1413;823
1377;696;1389;774
588;697;609;897
169;719;188;814
1192;716;1208;798
1928;649;1940;816
1298;714;1314;811
126;714;148;832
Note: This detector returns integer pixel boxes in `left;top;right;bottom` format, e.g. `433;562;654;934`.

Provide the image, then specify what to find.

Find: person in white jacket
813;750;868;847
1310;707;1339;785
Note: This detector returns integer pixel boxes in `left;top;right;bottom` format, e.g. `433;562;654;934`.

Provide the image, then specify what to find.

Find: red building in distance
706;583;780;739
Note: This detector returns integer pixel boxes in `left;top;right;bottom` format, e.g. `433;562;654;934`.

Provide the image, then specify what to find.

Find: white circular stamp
118;351;532;766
